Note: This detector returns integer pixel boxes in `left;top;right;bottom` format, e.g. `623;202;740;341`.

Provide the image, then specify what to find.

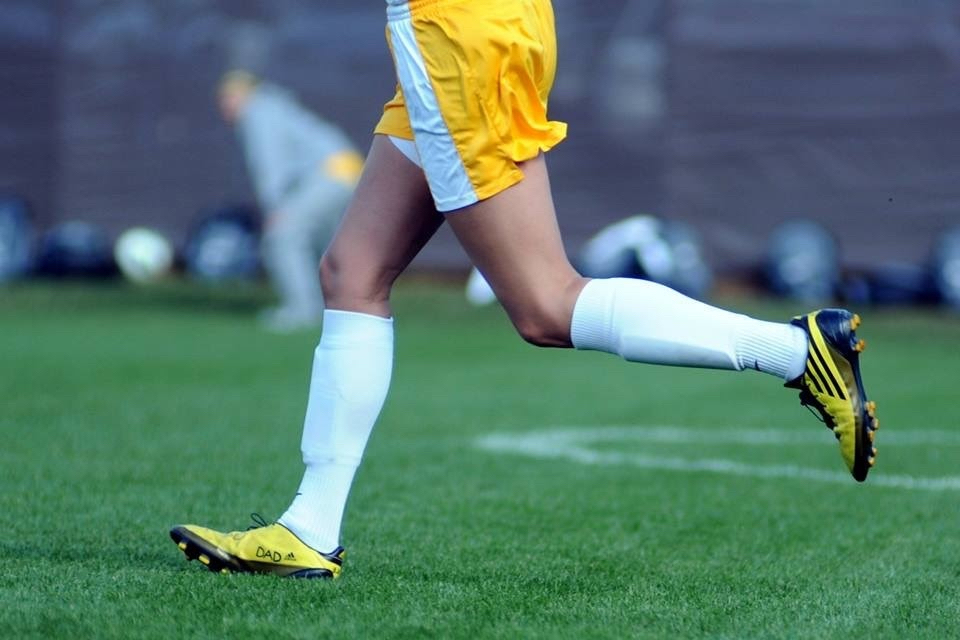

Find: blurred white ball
114;227;174;283
465;267;497;306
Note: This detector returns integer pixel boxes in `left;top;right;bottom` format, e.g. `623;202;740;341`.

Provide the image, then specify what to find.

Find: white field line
475;426;960;492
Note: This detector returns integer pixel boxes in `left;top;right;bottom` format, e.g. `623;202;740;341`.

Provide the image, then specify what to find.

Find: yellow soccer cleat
786;309;879;482
170;515;344;579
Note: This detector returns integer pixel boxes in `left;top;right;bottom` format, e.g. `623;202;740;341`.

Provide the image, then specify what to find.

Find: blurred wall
665;0;960;271
1;0;958;272
0;2;58;227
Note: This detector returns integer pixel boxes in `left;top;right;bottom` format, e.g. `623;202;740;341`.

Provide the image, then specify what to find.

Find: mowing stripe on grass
476;426;960;492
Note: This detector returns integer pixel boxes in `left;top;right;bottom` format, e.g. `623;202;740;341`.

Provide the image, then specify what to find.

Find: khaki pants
261;177;352;316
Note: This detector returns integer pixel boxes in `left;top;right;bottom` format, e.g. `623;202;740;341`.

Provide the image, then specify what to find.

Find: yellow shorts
375;0;568;212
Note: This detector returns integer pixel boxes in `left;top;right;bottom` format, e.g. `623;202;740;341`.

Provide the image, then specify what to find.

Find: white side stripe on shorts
387;13;478;212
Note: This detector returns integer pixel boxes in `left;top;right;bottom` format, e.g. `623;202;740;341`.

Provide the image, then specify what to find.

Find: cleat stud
854;339;866;353
868;431;875;443
178;542;187;551
866;401;877;412
871;447;878;457
851;314;861;330
221;568;230;575
199;554;210;566
873;419;880;430
868;456;876;467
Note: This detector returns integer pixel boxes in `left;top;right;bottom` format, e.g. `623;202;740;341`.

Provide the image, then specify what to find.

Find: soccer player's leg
171;136;442;577
444;155;585;348
446;155;877;481
318;134;443;315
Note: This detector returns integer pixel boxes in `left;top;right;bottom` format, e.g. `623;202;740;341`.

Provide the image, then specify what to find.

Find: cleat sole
289;567;336;579
845;310;877;482
170;527;239;575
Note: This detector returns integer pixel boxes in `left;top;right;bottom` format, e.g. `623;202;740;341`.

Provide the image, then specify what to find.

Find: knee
497;275;587;348
507;297;576;348
318;249;391;307
318;251;343;301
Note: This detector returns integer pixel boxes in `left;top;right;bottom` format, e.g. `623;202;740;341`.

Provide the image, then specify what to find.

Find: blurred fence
1;0;958;272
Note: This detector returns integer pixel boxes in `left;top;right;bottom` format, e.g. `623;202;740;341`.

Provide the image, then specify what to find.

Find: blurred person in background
173;2;879;579
219;71;362;332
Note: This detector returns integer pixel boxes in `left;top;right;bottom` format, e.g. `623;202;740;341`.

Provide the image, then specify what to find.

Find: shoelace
798;389;824;422
797;388;844;440
247;513;270;530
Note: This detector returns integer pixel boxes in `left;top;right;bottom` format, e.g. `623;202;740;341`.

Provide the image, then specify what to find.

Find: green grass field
2;279;959;639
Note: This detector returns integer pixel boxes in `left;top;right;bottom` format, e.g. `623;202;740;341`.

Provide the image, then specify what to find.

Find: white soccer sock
570;278;808;380
279;309;394;553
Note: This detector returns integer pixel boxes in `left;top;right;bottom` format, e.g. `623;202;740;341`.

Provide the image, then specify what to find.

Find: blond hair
218;69;260;97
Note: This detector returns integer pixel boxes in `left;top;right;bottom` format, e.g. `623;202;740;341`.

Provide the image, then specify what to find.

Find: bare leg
446;154;586;347
320;136;443;317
